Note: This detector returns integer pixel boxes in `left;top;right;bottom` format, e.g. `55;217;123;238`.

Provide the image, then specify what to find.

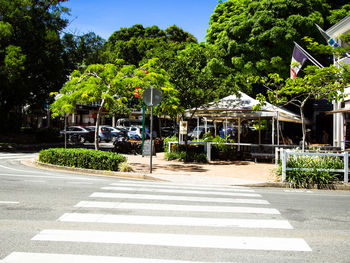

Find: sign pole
141;103;146;157
150;87;154;173
142;85;161;174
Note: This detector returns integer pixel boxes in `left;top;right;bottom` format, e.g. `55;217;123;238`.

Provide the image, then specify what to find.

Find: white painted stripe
110;182;254;192
24;180;46;183
59;213;292;229
90;192;269;205
76;201;280;214
284;190;313;193
102;186;261;197
115;180;248;189
67;182;93;185
32;230;312;251
0;201;19;204
2;252;223;263
0;154;37;159
0;173;104;181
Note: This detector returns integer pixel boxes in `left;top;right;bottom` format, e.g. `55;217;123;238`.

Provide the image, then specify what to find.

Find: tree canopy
206;0;350;80
0;0;69;131
103;24;197;66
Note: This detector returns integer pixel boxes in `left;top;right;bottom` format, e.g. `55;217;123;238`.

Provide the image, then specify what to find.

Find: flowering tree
51;59;179;150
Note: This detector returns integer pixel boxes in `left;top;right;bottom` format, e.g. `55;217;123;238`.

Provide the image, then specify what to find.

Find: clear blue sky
63;0;219;42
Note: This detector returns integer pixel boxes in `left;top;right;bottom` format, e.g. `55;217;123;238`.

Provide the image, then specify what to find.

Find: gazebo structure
185;91;301;145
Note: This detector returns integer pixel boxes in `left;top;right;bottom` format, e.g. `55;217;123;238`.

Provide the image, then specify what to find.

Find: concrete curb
22;159;164;181
20;159;350;190
240;181;350;190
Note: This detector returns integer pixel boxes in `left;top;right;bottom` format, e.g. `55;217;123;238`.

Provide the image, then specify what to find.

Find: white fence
280;150;349;183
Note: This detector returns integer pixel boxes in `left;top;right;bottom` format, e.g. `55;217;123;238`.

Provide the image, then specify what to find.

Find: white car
127;127;151;139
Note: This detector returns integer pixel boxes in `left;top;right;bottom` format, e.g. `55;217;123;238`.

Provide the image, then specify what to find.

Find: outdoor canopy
185;91;301;123
184;91;302;145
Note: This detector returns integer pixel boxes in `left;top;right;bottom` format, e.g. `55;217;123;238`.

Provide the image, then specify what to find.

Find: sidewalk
126;152;278;186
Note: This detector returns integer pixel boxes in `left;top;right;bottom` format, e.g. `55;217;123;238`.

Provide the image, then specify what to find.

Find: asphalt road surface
0;152;349;262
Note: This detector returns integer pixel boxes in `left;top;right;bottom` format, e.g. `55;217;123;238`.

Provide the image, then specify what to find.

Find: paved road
0;152;349;262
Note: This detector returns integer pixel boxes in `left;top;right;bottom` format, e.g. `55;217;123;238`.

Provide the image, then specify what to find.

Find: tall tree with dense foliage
0;0;69;131
206;0;350;81
166;43;236;117
103;24;197;66
62;32;106;72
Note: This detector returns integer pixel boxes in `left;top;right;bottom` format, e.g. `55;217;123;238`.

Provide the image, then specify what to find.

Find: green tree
61;32;106;72
166;43;236;118
51;59;179;150
206;0;349;80
0;0;69;131
256;65;349;151
103;24;197;66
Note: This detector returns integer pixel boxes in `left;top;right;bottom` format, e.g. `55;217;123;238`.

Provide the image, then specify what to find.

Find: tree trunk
94;99;105;150
300;106;306;152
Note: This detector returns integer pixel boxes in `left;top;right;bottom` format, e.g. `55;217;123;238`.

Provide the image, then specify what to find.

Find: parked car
101;126;129;141
85;126;113;142
127;126;151;140
188;126;214;140
60;126;94;143
219;126;237;138
161;126;178;137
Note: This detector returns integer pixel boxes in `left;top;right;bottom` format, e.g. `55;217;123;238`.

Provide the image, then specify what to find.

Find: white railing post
344;152;348;183
207;142;212;162
168;142;172;153
281;150;287;182
275;147;279;165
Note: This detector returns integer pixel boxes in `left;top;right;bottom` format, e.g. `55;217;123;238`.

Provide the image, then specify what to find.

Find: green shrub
165;151;207;163
38;148;127;171
163;136;177;152
118;162;134;172
279;153;344;188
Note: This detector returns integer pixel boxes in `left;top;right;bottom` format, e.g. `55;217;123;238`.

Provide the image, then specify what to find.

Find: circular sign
143;86;162;106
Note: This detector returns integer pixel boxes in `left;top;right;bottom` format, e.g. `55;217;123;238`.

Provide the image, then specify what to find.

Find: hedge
38;148;126;171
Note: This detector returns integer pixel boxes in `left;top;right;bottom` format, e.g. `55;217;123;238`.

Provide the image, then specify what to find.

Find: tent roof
185;91;301;123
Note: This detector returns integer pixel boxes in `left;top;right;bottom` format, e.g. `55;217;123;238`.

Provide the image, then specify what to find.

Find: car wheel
80;136;86;143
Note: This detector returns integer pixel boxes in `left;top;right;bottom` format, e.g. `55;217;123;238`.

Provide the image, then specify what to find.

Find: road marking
67;182;93;185
24;180;46;183
75;201;280;214
110;182;254;192
284;190;313;193
0;173;104;181
0;154;37;160
115;180;248;189
32;229;312;251
0;201;19;204
90;192;269;205
2;252;225;263
59;212;292;229
102;186;261;197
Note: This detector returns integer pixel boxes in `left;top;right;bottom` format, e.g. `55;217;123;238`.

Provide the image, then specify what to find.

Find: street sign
143;140;155;156
179;121;188;135
143;86;162;106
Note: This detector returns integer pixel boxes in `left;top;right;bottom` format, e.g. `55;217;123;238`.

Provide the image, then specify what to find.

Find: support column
238;117;241;151
112;115;116;127
272;116;275;145
277;111;280;145
258;117;261;144
197;117;200;140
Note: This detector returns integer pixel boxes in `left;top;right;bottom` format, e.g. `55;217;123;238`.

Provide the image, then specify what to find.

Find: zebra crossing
2;179;312;262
